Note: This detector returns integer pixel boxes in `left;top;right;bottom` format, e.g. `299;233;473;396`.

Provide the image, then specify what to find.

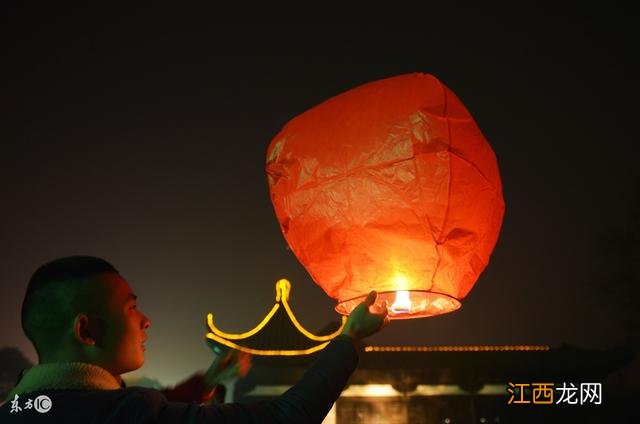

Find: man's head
22;256;151;376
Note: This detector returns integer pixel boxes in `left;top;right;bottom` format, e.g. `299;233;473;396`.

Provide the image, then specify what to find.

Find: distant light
364;345;551;352
341;384;399;397
339;384;512;397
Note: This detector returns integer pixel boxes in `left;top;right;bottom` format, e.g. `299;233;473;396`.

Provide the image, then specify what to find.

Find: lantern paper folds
266;73;505;319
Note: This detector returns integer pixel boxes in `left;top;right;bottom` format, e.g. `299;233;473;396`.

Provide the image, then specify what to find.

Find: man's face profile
88;273;151;375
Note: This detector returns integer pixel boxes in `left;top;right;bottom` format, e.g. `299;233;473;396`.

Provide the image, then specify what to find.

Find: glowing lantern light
391;291;411;314
266;73;504;319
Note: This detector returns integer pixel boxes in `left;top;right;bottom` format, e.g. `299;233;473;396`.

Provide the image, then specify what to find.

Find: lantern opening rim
334;290;462;320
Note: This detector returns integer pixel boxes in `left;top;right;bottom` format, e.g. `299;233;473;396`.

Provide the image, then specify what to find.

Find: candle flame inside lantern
391;290;412;314
390;274;412;314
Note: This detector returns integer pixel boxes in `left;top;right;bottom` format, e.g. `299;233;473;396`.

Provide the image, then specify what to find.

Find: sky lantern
266;73;504;319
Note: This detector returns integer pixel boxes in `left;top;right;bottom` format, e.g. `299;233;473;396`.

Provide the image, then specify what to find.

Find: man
1;256;388;422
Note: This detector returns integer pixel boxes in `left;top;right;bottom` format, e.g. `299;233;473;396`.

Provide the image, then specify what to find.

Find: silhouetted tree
588;185;640;347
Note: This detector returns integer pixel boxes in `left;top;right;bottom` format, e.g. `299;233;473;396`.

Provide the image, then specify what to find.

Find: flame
391;290;411;313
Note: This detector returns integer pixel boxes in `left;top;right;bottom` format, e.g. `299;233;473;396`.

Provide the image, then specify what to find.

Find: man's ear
74;314;106;346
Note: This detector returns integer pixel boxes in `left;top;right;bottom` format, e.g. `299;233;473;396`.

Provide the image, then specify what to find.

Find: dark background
1;4;638;393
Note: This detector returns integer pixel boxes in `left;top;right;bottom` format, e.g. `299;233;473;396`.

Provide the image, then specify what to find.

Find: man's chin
120;359;145;375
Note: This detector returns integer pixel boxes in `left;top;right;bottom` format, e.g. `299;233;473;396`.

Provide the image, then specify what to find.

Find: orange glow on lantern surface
266;73;504;319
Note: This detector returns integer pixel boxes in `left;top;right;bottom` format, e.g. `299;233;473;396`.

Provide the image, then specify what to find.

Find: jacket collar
8;362;122;398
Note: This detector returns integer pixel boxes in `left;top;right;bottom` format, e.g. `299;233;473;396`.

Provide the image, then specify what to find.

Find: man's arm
188;291;388;423
132;292;386;423
264;334;359;422
264;291;388;422
160;373;217;403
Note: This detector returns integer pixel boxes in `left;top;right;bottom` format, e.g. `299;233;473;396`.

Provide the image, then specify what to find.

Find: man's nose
142;315;151;329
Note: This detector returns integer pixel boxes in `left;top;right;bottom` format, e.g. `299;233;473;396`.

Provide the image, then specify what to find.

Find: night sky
2;5;638;386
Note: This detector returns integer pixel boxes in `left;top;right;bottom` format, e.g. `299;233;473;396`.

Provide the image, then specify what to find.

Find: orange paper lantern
266;73;504;319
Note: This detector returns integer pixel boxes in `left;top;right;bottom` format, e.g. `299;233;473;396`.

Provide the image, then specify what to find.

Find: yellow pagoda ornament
206;279;347;356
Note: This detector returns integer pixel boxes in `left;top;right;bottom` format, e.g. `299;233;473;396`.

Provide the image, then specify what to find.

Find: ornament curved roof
206;279;347;356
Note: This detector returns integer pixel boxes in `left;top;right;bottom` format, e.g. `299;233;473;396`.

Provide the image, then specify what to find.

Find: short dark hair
21;256;118;358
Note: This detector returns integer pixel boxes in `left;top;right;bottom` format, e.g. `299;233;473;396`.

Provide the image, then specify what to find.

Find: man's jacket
0;335;358;423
